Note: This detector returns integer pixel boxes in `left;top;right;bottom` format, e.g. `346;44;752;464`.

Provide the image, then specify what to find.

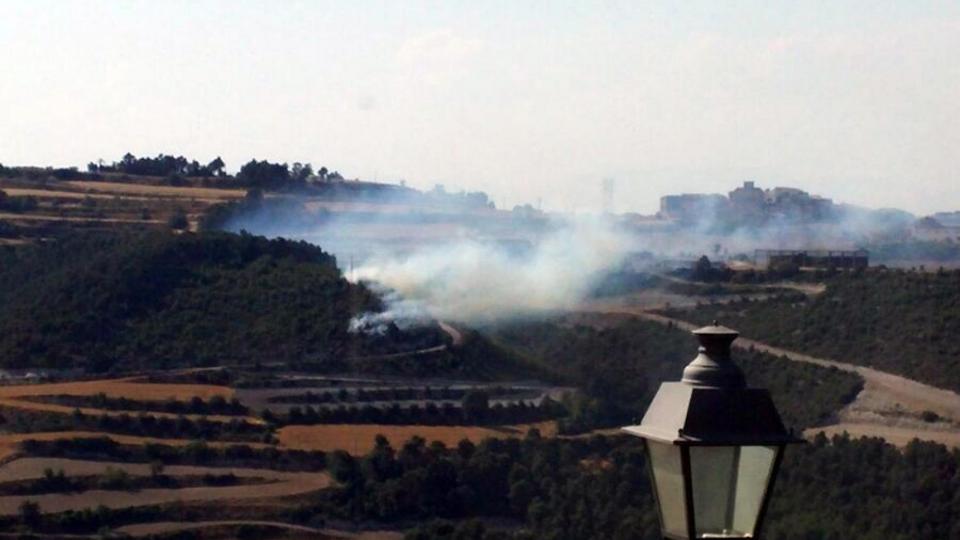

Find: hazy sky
1;1;958;215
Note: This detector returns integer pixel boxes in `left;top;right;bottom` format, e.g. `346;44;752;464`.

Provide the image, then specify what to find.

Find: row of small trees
268;385;531;405
87;153;345;191
0;190;38;213
33;393;248;416
0;406;269;443
272;395;562;427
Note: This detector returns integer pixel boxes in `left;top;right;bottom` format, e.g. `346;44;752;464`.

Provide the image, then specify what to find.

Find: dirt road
438;321;464;346
576;306;960;448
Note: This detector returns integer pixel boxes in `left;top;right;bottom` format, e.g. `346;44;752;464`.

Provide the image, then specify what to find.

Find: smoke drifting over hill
218;181;934;331
212;186;640;327
349;218;631;326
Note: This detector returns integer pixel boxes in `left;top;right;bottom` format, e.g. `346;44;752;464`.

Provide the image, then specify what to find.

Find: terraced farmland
0;457;331;516
0;367;564;536
277;421;558;455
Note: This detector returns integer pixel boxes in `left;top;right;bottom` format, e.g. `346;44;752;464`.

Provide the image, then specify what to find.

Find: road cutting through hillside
575;305;960;449
438;321;464;346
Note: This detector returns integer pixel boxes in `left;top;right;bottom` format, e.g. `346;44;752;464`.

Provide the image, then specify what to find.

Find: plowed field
277;421;558;455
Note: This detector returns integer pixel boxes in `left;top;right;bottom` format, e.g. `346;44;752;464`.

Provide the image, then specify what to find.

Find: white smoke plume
219;182;924;334
349;217;631;325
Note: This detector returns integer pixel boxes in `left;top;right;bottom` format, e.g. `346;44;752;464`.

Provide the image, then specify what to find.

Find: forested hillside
0;232;377;371
303;432;960;540
659;269;960;392
0;232;526;376
485;316;862;431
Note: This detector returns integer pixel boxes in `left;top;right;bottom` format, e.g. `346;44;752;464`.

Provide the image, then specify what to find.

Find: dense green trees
486;317;862;432
83;153;338;191
90;153;227;178
236;159;292;190
12;431;960;539
299;432;960;540
0;406;270;442
0;467;246;496
0;190;39;213
0;231;379;371
19;436;328;471
27;393;248;416
661;269;960;392
268;386;535;405
0;231;537;380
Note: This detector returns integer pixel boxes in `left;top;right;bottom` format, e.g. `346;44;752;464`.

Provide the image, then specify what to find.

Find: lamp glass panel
689;445;777;538
646;441;688;538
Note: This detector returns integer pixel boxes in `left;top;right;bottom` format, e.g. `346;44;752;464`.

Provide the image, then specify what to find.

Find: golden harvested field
0;187;150;201
0;211;162;224
0;378;233;401
0;378;258;423
277;421;558;455
65;180;246;200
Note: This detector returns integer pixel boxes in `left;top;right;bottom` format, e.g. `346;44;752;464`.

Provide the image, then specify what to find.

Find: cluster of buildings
660;181;835;225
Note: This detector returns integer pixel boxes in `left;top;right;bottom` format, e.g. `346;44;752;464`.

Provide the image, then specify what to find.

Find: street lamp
622;322;802;539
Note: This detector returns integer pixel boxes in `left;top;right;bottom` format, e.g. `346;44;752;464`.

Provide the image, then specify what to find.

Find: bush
167;209;189;230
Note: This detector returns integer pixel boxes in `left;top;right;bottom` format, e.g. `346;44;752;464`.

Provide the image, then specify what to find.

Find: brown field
116;521;403;539
65;180;246;200
0;378;233;401
0;457;330;516
0;187;150;201
0;211;162;224
0;397;261;425
0;431;273;463
0;378;260;425
0;238;30;245
805;424;960;449
277;421;558;455
1;456;290;483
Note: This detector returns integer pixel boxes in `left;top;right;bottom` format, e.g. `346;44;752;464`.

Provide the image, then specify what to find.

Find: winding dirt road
438;321;464;346
575;305;960;448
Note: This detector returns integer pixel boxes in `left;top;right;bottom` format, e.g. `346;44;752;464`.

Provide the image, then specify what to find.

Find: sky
1;1;958;215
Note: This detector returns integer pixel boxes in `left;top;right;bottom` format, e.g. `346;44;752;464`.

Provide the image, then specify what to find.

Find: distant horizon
2;1;958;216
3;155;949;219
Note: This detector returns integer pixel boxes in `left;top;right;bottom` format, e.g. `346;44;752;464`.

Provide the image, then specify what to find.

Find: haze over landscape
2;1;959;214
5;3;960;539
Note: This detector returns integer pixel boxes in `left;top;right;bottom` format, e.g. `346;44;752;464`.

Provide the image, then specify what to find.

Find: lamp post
622;322;802;539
